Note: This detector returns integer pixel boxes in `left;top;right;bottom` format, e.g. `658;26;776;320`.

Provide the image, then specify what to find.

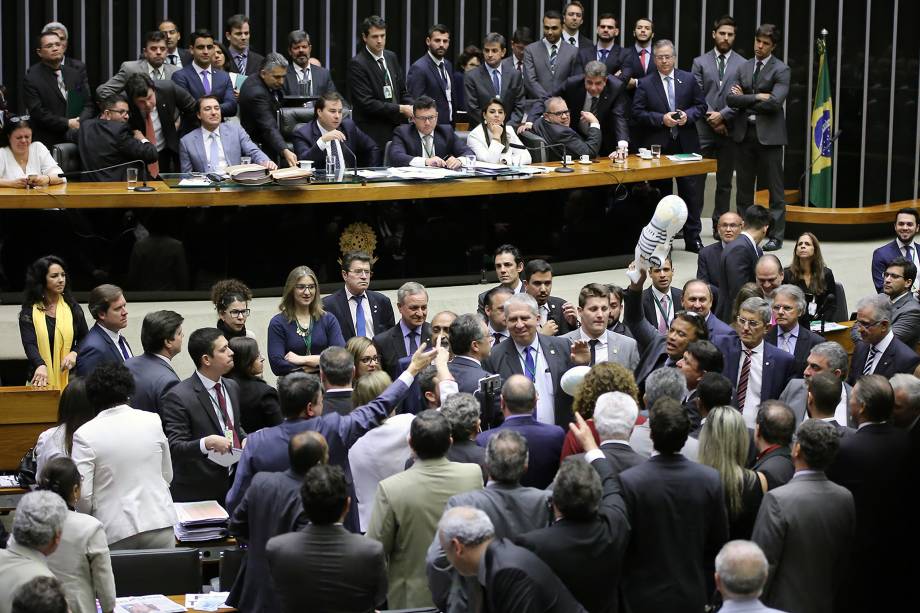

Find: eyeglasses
771;304;796;313
655;54;674;60
360;355;380;364
855;319;882;329
9;115;30;123
228;308;251;318
546;110;571;117
883;272;905;280
294;283;316;292
736;316;764;329
348;269;372;277
415;114;438;122
105;108;129;116
718;223;741;229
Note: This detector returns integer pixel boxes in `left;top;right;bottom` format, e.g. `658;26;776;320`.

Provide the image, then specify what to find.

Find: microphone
508;142;574;173
337;140;362;184
57;159;157;191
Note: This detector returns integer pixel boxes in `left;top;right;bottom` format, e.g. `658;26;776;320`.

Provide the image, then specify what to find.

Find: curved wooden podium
757;190;916;238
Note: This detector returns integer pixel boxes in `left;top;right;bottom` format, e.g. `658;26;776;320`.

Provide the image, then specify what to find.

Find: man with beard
578;14;626;78
523;11;583;109
407;25;457;125
282;30;337;98
622;18;656;90
523;259;577;336
871;207;920;293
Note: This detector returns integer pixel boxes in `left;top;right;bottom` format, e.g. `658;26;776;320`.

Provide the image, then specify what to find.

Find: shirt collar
635;43;650;53
579;326;606;342
345;287;366;300
714;49;733;61
896;238;916;249
366;46;385;61
873;330;895;353
230;48;247;60
543;38;559;52
658;70;676;80
755;54;772;66
100;324;123;345
651;286;670;301
780;323;800;338
201;125;220;138
454;355;482;367
488;323;508;337
743;339;765;354
858;420;886;430
600;438;631;447
195;370;223;390
891;291;910;304
427;51;444;67
513;336;540;354
399;319;420;337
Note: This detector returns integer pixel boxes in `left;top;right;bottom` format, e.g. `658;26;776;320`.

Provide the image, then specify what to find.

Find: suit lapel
761;344;775;400
877;343;897;374
219;123;240;164
192;376;224;434
338;291;357;337
503;343;524;376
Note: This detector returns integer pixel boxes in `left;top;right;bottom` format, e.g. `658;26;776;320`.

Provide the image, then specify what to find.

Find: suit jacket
726;56;790;145
765;325;825;379
126;80;197;156
268;523;386;613
407;54;459;124
723;339;797;408
561;328;640;372
620;45;656;83
553;74;629;155
75;323;131;378
690;49;747;147
749;445;794;490
537;295;573;335
96;58;179;100
890;293;920;347
779;377;854;426
238;75;288;160
347;48;413;148
707;312;737;342
618;455;729;613
291;118;381;168
46;509;117;613
282;63;337;97
171;63;237;117
522;39;583;102
388;123;473;166
161;374;247;505
0;542;55;613
632;69;707;152
595;441;645;475
322;288;394;341
476;414;565;489
373;322;432;380
125;352;180;415
316;389;350;417
718;235;763;321
228;375;283;434
848;335;920;385
623;286;675;389
74;117;159;182
696;241;723;286
578;44;626;77
752;472;855;613
529;116;602;159
179;122;269;172
366;456;483;609
641;286;683;331
871;239;918;293
22;61;95;148
71;404;177;544
227;469;308;613
516;456;630;613
464;63;527;127
486;334;578;427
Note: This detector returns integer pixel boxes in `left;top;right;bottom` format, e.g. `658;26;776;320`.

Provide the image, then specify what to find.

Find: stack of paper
173;500;229;542
272;166;313;185
114;594;186;612
226;164;272;185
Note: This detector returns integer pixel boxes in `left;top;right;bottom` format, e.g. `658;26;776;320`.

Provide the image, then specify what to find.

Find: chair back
518;130;547;162
277;106;316;153
51;143;82;175
110;547;202;597
832;282;848;322
219;547;246;591
383;141;393;167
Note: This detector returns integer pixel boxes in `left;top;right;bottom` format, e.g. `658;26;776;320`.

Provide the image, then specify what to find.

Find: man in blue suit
322;251;394;342
179;95;274;173
171;29;237;119
388;96;473;168
125;310;183;415
291;92;381;168
476;375;565;489
406;24;458;125
723;297;797;427
633;39;707;253
870;208;920;293
577;14;626;78
848;293;920;385
75;284;133;378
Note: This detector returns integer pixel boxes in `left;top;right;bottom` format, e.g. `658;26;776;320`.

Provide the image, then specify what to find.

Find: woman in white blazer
39;457;117;613
71;364;177;549
467;97;532;165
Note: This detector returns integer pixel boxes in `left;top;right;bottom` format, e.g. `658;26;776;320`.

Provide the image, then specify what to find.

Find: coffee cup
299;160;314;170
579;154;591;163
564;155;573;165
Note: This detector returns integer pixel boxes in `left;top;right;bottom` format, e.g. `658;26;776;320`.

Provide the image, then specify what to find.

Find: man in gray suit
125;310;183;415
523;10;583;109
713;540;787;613
179;95;275;173
882;257;920;347
465;32;527;127
779;341;852;426
562;283;639;370
752;419;855;613
96;31;178;100
726;24;790;251
528;96;601;160
692;15;747;232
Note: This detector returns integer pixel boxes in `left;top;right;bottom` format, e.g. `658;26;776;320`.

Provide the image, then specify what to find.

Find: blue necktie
523;346;536;382
118;336;131;360
599;49;609;63
208;133;220;171
407;330;418;355
353;295;367;337
201;70;211;95
665;76;676;112
491;69;501;95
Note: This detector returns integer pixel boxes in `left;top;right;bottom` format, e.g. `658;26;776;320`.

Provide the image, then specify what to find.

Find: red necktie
640;49;648;72
214;382;240;448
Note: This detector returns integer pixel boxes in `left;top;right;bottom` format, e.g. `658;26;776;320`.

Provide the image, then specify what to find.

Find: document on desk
389;166;463;180
178;177;215;187
114;595;185;613
207;447;242;467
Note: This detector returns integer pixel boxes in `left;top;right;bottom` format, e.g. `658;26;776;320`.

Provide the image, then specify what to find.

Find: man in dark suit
321;251;394;342
373;282;432;380
75;285;132;378
606;284;633;338
580;390;645;474
291;91;381;167
238;53;299;167
170;29;237;119
633;39;708;252
578;14;626;78
560;2;593;49
446;314;499;427
267;464;387;613
749;400;796;489
124;73;197;176
522;10;584;111
718;205;771;322
407;25;458;125
125;310;182;415
388;96;473;168
618;399;729;613
465;33;527;128
225;14;264;76
96;31;179;100
22;31;95;149
437;506;587;612
41;21;88;79
162;327;247;505
228;431;327;613
347;15;414;148
282;30;337;98
848;293;920;384
677;340;725;433
766;285;826;377
620;17;656;90
476;244;526;316
723;297;797;424
642;257;683;334
780;341;853;426
317;347;355;416
74;96;159;182
726;24;790;251
523;259;577;337
528;95;601;160
551;63;629;156
476;375;566;489
882;257;920;347
517;420;630;613
697;211;743;289
159;19;193;68
485;293;590;428
680;279;737;344
805;371;855;438
870;208;920;293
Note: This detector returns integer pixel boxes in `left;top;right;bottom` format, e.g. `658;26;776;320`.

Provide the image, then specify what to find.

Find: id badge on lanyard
383;85;393;100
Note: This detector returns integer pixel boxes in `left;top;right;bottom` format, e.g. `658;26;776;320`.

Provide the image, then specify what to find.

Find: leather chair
383;141;393;167
219;548;246;590
110;548;202;597
832;282;848;322
51;142;81;176
277;106;315;154
518;130;547;162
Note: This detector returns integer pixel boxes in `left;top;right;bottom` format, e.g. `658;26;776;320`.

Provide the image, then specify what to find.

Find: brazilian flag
809;38;833;207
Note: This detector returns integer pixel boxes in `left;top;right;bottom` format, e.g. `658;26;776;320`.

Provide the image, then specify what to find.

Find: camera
670;111;683;120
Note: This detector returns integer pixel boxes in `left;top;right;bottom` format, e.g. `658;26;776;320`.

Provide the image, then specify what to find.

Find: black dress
226;374;283;434
729;469;764;540
783;267;838;326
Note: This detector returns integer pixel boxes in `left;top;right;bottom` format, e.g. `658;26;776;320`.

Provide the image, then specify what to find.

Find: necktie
55;69;67;98
236;54;246;73
905;245;913;262
117;336;131;360
737;348;753;411
493;332;504;345
658;295;670;334
201;70;211;95
145;113;160;177
523;346;536;382
214;382;241;448
353;295;367;337
516;59;523;73
640;49;648;72
781;332;794;354
717;54;726;81
665;76;676;112
549;44;558;73
407;330;418;355
599;49;609;63
590;96;598;114
331;138;344;170
863;346;878;376
423;134;434;158
753;60;763;87
208;133;221;171
569;36;577;46
491;69;501;95
377;58;394;100
589;339;600;365
168;54;177;66
437;62;449;88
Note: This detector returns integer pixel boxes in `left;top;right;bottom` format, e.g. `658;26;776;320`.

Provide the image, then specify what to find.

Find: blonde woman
346;336;381;382
267;265;345;375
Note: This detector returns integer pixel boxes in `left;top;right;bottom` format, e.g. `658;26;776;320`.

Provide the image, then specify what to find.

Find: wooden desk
822;321;855;356
167;595;236;611
0;387;60;471
0;157;715;209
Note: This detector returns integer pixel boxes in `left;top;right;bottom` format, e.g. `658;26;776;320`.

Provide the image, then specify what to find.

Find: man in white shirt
562;283;639;370
159;19;189;67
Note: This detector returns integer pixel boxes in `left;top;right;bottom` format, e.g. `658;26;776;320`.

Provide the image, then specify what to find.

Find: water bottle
325;146;339;180
614;140;629;165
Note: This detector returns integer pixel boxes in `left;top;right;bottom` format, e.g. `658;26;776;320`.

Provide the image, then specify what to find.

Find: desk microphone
508;142;574;173
58;159;156;191
337;141;362;183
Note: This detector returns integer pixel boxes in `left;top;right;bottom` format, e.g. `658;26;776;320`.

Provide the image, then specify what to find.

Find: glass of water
650;144;661;159
240;156;252;166
126;168;138;190
464;155;477;173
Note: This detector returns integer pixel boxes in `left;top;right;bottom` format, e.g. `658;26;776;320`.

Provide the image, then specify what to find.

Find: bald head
755;254;783;297
501;374;537;415
289;430;329;475
717;212;743;243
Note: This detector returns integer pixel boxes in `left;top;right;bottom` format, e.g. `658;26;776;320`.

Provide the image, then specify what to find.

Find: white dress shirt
100;326;132;360
896;238;920;290
409;130;439;167
428;51;452;118
147;107;165;152
313;123;346;168
579;327;609;364
740;340;765;427
195;371;236;454
776;323;799;355
865;330;895;374
514;337;554;424
346;287;375;338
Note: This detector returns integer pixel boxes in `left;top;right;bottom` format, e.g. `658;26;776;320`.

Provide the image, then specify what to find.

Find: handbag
16;446;37;488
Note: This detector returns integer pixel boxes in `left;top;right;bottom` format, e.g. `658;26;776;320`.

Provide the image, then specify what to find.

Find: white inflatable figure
626;194;688;284
560;365;592;396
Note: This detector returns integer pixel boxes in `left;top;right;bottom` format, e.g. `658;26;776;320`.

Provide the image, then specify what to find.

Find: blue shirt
266;312;345;376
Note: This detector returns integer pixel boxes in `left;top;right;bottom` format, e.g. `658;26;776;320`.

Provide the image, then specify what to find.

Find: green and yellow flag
809;38;833;207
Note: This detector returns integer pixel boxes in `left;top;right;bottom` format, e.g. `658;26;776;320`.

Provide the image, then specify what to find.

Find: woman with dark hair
453;45;483;110
211;278;256;339
226;336;282;433
783;232;838;325
466;97;531;164
345;336;380;382
267;265;345;375
38;457;116;613
19;255;89;388
559;362;640;458
34;378;94;478
0;116;65;187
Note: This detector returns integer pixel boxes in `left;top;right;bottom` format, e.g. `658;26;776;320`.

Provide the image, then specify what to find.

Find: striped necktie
863;346;878;376
736;348;753;411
